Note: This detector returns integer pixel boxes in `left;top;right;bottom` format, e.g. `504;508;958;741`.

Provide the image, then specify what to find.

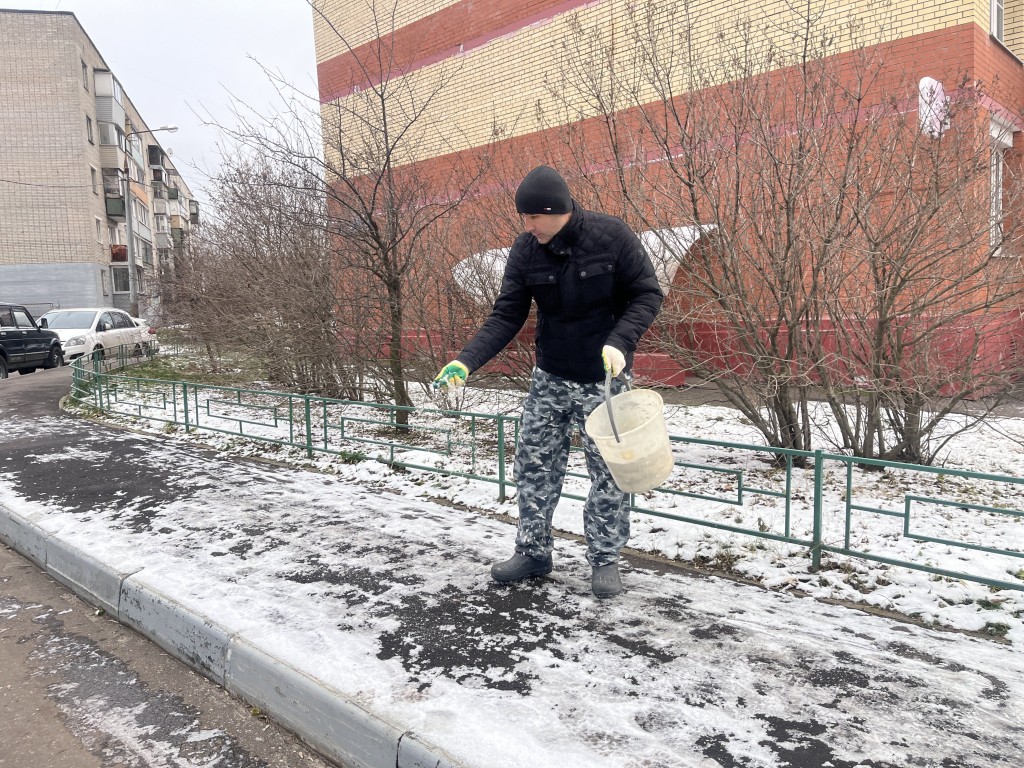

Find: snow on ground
71;365;1024;646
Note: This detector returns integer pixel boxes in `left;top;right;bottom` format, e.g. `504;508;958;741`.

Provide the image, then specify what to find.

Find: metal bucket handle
604;370;631;444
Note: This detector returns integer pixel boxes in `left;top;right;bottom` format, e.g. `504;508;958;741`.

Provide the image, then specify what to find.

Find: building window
86;115;94;144
102;168;122;196
991;118;1013;251
81;60;89;90
95;217;103;243
134;199;149;226
112;266;130;293
992;0;1005;41
99;122;123;148
108;224;119;245
90;166;98;194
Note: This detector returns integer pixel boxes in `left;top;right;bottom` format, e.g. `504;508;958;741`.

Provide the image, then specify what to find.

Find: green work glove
602;345;626;377
433;360;469;390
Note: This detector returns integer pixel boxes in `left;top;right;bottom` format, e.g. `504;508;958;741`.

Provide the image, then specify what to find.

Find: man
434;165;664;597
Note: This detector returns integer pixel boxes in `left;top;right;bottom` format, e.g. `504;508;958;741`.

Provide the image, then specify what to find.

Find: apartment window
95;217;103;243
81;60;89;90
102;168;122;196
90;166;98;194
992;0;1005;41
86;115;94;144
133;199;149;226
112;266;129;293
99;122;123;148
108;224;119;245
991;119;1013;251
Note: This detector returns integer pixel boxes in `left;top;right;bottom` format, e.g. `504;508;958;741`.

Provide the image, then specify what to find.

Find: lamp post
124;124;177;317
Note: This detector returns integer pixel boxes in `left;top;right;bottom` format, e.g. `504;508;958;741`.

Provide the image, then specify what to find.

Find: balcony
148;144;167;171
189;199;200;224
152;198;169;216
105;196;126;220
110;244;127;262
155;231;174;249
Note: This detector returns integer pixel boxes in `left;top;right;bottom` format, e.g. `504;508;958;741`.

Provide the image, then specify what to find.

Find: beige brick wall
318;0;988;168
0;11;109;269
1002;0;1024;57
312;0;460;63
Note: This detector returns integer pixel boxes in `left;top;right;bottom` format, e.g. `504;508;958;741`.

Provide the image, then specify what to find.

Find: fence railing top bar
675;434;1024;485
75;363;521;423
75;361;1024;488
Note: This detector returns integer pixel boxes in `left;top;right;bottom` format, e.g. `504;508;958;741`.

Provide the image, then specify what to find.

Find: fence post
304;396;313;460
811;449;823;572
497;417;506;502
182;382;191;433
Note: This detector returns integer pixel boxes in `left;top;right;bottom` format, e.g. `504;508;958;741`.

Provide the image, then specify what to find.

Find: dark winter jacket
458;201;664;384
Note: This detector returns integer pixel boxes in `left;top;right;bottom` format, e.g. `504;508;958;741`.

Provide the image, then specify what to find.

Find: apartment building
0;9;199;319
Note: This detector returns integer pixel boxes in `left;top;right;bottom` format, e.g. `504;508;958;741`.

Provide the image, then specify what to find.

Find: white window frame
95;217;103;243
992;0;1005;41
990;118;1014;253
112;265;130;293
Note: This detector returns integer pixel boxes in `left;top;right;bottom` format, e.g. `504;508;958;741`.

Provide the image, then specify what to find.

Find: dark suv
0;303;64;379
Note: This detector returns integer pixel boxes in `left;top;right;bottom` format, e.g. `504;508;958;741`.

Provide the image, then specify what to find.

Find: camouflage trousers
514;367;629;567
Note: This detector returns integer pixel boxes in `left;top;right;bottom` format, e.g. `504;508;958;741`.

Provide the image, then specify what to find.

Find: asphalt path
1;366;1023;767
0;368;337;768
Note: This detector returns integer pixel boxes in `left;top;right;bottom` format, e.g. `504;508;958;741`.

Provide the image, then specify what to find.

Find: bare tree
305;0;495;423
170;140;356;397
545;2;1024;462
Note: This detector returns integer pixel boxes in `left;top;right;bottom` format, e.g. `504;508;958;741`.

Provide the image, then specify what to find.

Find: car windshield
41;311;96;330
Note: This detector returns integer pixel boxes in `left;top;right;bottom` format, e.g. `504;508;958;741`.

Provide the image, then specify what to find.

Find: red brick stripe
317;0;599;103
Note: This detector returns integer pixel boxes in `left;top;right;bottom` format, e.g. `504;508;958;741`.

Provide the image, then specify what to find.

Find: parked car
39;307;143;362
0;303;64;378
132;317;160;354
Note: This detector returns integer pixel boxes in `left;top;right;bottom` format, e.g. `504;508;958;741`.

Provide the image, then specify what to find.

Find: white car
132;317;160;354
39;307;143;362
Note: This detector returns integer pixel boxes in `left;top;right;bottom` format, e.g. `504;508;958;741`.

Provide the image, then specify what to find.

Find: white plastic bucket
585;386;674;493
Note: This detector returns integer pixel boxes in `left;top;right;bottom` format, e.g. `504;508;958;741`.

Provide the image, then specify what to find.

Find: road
0;367;339;768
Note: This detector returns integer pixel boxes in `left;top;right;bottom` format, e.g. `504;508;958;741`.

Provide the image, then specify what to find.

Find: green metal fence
69;355;1024;593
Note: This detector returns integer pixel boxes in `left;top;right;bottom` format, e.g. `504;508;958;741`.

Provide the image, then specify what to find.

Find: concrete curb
119;572;233;686
45;535;142;618
0;503;466;768
228;637;404;768
0;507;47;568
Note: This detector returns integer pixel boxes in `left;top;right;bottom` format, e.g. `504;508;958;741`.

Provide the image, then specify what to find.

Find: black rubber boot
591;562;623;598
491;553;553;583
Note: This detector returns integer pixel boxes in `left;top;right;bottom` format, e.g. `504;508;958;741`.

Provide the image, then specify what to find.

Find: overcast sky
9;0;319;198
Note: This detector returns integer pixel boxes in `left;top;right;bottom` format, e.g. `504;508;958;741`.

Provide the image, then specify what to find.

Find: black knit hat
515;166;573;214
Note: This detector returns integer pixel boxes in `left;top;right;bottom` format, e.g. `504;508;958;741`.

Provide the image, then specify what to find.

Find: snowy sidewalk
1;377;1023;767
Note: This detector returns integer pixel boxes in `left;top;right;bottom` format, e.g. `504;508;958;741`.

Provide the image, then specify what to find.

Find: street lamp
124;124;177;317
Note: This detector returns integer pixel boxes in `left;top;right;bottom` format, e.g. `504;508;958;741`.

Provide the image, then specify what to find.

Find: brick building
311;1;1024;386
0;9;199;319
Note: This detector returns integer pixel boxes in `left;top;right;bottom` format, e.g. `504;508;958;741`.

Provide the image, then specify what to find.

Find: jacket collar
545;200;584;256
